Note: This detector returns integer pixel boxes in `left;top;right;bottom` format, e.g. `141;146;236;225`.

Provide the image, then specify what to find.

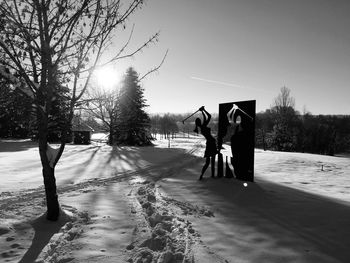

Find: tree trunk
38;113;60;221
42;163;60;221
108;121;114;145
109;127;114;145
262;129;266;151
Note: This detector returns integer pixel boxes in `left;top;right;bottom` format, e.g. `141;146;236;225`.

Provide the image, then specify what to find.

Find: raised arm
202;108;211;126
227;104;236;124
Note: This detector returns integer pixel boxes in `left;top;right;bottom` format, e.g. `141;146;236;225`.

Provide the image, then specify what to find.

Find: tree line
2;81;350;156
149;112;218;140
255;87;350;156
149;87;350;157
256;111;350;155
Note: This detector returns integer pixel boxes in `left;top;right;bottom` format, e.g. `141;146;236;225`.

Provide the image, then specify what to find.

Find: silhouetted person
227;105;250;180
194;106;217;180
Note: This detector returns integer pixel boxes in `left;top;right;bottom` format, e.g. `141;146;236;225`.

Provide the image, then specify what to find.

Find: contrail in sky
190;76;271;93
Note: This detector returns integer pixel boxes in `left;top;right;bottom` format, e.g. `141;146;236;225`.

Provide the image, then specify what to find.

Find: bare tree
83;87;119;145
159;114;178;139
272;86;295;114
0;0;158;221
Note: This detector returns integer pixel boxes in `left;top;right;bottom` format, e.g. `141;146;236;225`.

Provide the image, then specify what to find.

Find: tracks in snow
0;139;203;211
0;139;231;262
126;180;229;263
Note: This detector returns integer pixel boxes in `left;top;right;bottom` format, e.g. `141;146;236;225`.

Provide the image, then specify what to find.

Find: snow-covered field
0;135;349;263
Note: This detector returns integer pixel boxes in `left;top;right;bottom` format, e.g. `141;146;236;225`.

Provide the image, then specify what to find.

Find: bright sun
94;66;120;91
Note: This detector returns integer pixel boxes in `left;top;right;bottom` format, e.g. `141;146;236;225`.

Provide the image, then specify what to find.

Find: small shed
72;123;94;144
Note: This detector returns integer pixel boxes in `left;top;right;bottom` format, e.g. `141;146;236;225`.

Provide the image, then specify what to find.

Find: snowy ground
0;134;349;263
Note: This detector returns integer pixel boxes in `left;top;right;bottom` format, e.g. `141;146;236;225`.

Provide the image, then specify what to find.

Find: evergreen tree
271;117;295;151
115;67;151;145
0;73;33;138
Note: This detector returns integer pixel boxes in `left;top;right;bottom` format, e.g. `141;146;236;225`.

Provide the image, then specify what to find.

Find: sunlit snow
0;135;349;262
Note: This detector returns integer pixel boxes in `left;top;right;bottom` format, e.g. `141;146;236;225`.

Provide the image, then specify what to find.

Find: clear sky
109;0;350;115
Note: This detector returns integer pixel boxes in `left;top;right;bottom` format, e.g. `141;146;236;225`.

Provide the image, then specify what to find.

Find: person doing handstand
194;106;217;180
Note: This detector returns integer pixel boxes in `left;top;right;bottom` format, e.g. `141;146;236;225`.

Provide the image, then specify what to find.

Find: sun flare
94;66;120;91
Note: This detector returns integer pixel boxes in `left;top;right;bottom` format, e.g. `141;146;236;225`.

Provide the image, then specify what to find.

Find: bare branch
139;49;168;82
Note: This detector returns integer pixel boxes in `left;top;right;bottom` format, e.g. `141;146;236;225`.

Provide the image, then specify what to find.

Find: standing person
194;106;217;180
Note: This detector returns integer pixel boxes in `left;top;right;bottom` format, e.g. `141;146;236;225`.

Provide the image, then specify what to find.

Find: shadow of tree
18;213;69;263
104;145;189;170
59;145;102;185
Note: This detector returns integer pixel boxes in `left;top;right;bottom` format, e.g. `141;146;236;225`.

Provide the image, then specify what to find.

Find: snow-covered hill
0;137;349;262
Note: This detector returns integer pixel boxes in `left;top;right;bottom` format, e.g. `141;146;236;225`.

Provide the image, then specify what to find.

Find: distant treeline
255;109;350;155
149;113;218;139
2;86;350;156
255;87;350;156
150;111;350;156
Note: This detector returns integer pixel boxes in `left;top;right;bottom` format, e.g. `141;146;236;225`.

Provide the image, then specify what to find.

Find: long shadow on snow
18;213;69;263
57;144;190;199
81;145;196;222
104;145;190;175
61;144;102;157
59;145;102;185
169;166;350;263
